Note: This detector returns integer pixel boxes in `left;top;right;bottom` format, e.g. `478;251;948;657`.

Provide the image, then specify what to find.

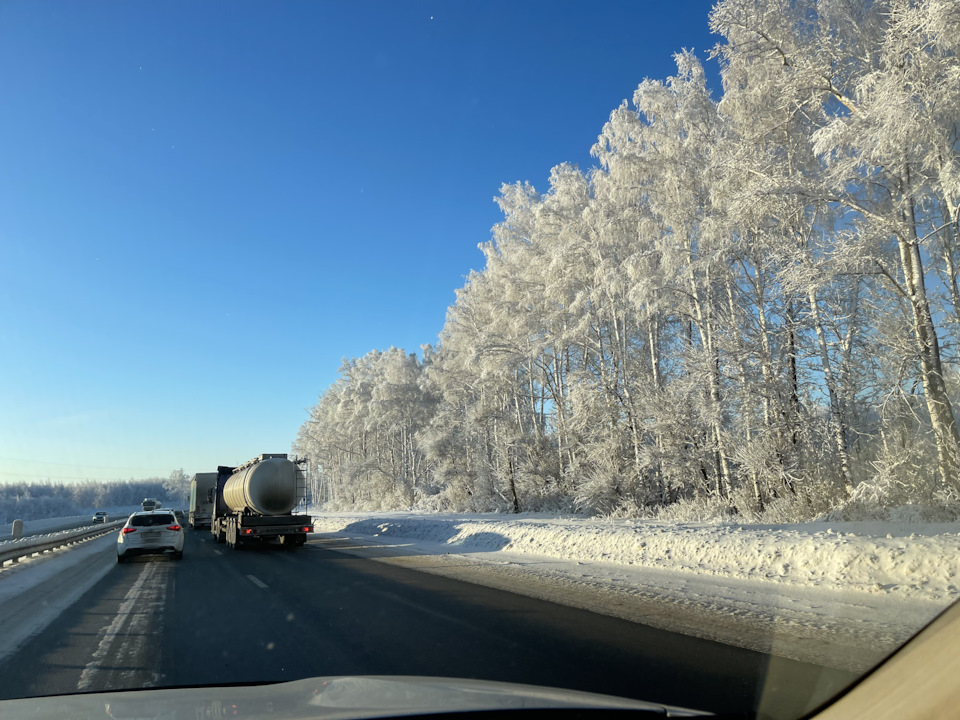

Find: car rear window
130;514;175;527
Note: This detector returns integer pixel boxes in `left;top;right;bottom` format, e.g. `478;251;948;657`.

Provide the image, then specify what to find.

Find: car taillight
167;525;181;531
122;527;137;534
302;527;312;533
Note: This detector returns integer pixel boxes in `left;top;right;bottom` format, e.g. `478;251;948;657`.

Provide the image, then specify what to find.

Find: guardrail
0;521;124;567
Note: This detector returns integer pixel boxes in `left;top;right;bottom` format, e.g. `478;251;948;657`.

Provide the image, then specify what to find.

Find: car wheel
174;551;183;560
117;554;125;563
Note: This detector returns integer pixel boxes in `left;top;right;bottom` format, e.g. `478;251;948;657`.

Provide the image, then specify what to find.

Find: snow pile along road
313;512;960;671
312;513;960;602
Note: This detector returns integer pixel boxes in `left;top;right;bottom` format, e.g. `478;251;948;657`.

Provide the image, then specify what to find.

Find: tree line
295;0;960;522
0;472;189;524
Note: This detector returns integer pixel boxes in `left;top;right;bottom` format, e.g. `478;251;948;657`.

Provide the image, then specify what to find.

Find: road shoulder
0;534;117;666
314;533;930;673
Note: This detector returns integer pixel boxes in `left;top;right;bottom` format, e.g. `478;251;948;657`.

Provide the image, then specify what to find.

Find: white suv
117;511;184;562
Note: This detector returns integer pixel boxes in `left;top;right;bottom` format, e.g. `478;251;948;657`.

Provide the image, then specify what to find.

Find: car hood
0;675;709;719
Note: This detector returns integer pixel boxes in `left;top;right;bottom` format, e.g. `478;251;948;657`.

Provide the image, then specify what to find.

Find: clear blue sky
0;0;720;483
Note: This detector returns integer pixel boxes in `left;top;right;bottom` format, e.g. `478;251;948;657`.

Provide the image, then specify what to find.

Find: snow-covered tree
295;0;960;521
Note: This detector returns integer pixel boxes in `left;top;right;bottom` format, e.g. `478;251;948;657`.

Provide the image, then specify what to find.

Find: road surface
0;530;859;717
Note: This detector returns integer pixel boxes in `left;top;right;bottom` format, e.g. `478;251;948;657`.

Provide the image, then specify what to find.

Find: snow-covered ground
312;512;960;672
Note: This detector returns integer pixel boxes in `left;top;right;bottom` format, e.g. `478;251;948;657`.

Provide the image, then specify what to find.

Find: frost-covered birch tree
296;0;960;520
712;0;960;494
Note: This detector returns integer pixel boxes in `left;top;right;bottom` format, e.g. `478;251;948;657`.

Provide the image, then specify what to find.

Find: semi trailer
188;472;217;529
210;454;312;549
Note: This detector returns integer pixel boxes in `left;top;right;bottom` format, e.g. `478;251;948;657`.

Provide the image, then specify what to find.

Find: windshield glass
1;1;958;719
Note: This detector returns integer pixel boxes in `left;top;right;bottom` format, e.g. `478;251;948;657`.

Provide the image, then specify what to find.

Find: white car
91;511;109;523
117;511;184;562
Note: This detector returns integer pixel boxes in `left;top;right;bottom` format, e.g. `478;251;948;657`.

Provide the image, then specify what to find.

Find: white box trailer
188;473;217;529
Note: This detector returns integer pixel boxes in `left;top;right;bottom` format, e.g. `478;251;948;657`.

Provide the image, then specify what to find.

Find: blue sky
0;0;720;483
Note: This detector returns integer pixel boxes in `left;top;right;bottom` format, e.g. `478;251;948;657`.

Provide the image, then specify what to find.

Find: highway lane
0;529;859;718
0;538;174;696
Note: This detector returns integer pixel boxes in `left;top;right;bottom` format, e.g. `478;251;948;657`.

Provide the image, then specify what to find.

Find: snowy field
312;512;960;671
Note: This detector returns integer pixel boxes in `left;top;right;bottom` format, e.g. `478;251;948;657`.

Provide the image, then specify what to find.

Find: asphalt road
0;530;860;718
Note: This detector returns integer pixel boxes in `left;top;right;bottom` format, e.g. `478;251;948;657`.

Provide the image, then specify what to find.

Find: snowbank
312;512;960;602
312;512;959;670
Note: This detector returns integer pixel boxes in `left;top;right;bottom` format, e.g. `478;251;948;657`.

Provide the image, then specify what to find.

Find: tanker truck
211;454;313;549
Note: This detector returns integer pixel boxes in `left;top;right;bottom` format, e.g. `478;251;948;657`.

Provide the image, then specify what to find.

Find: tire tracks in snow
77;561;170;691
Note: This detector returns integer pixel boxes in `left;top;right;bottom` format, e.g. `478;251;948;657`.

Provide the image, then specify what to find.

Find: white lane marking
214;550;223;556
246;574;268;589
78;561;168;690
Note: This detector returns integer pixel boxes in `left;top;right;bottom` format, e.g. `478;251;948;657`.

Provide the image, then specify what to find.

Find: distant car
92;511;109;523
117;511;184;562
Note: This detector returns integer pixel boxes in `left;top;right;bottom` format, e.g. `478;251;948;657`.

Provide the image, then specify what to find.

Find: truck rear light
302;527;312;533
242;528;255;535
122;528;137;534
